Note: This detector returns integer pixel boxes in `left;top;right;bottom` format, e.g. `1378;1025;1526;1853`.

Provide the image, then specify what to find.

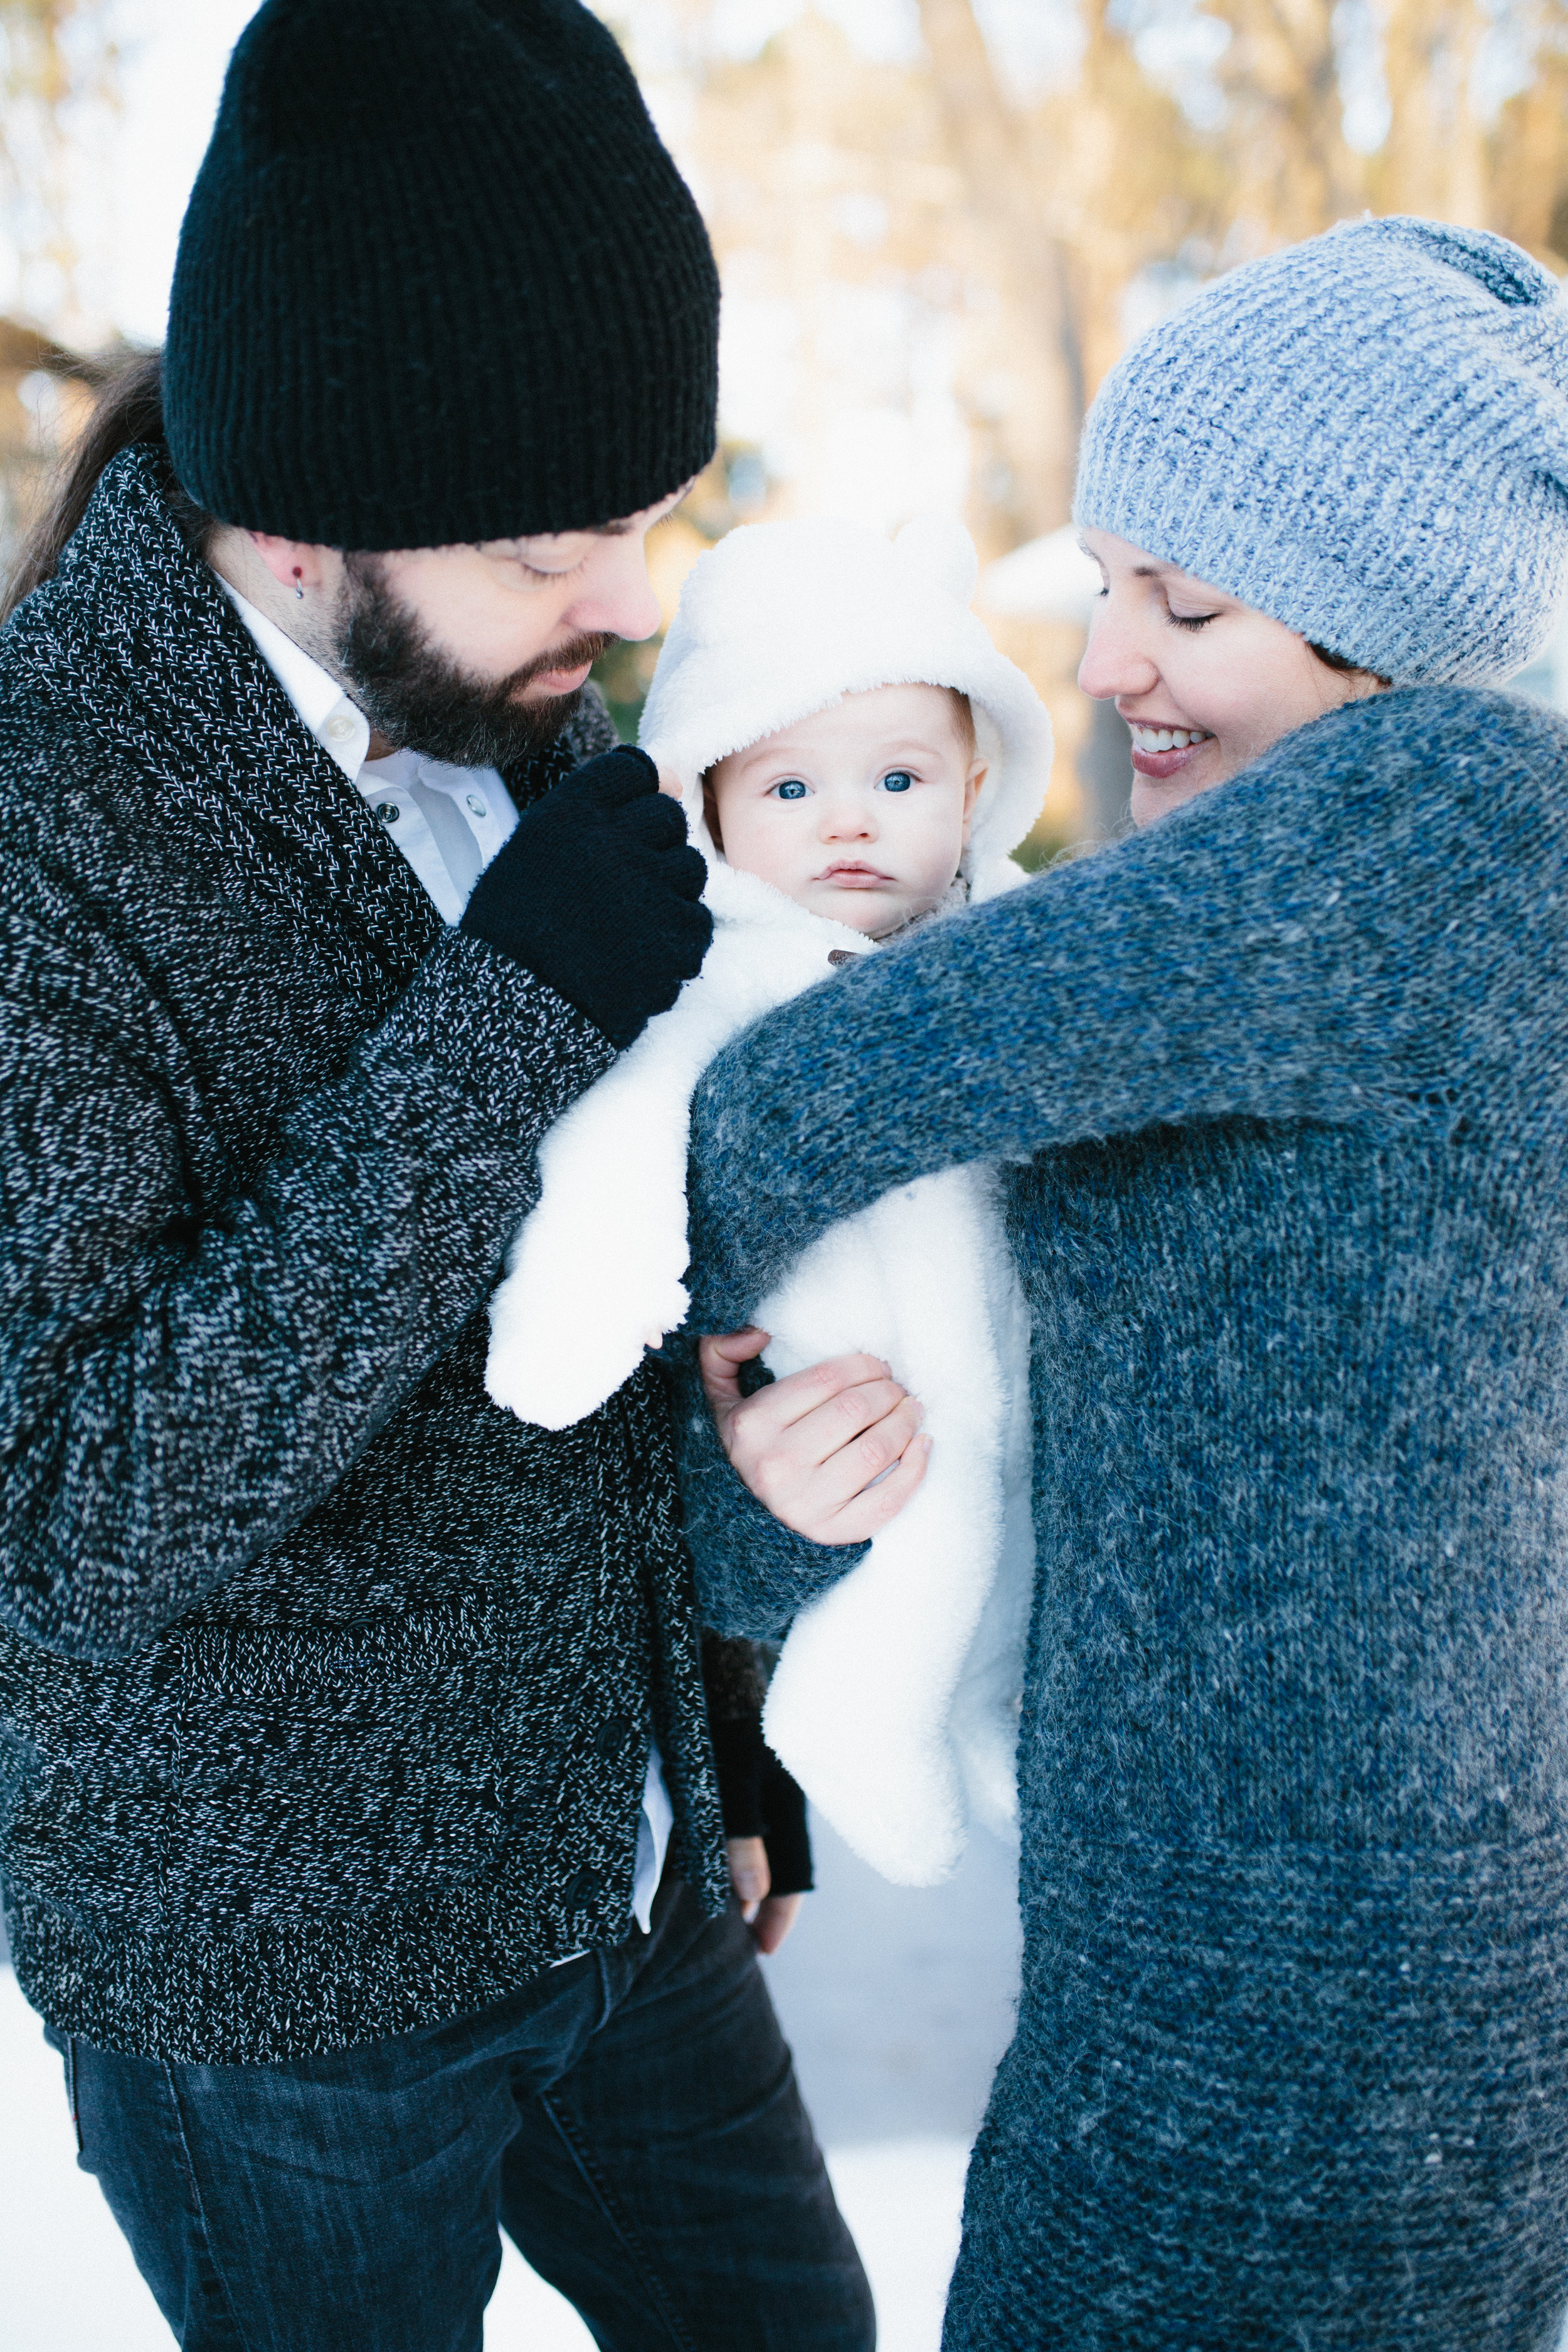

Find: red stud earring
292;568;305;600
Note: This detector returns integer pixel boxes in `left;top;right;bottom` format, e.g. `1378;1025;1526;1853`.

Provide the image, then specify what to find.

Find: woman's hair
1307;640;1392;689
2;349;215;622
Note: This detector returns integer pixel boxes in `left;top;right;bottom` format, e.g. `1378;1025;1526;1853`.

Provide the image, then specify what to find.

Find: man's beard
332;551;614;770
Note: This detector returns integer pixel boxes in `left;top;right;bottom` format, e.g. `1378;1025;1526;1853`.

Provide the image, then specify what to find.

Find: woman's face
1077;527;1384;827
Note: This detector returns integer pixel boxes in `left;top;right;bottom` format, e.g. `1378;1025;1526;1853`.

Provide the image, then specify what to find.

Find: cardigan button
827;948;857;968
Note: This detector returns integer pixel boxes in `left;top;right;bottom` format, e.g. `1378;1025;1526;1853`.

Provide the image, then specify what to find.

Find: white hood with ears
638;512;1053;896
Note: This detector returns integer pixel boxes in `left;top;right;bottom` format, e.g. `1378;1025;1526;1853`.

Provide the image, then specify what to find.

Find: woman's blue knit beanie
1073;217;1568;686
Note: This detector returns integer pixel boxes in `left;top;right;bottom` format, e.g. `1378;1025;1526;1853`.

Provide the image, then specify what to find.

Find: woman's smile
1124;719;1216;781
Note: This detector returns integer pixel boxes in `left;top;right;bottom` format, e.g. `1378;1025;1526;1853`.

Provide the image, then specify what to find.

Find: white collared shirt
219;578;673;1935
219;581;519;924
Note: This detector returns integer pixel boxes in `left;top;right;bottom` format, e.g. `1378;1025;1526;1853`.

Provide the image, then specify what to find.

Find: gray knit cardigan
0;447;727;2064
679;685;1568;2348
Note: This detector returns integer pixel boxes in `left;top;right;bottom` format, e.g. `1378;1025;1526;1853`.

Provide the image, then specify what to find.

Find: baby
485;514;1053;1885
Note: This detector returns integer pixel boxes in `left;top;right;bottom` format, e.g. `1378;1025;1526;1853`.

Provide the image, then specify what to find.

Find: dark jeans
50;1877;874;2351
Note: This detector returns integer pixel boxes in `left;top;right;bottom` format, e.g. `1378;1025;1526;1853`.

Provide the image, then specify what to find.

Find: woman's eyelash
1167;609;1217;632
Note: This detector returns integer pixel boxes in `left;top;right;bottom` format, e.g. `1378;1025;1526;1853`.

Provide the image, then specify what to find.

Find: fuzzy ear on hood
639;512;1053;904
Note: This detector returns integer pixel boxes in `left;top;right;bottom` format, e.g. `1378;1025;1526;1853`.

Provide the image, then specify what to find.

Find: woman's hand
726;1835;804;1955
699;1328;930;1544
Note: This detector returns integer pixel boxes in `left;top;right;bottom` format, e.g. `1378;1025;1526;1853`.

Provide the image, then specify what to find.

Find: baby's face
707;683;986;937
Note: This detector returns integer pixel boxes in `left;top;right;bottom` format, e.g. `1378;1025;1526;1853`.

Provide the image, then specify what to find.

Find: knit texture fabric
677;686;1568;2344
1074;216;1568;686
0;445;728;2065
164;0;719;545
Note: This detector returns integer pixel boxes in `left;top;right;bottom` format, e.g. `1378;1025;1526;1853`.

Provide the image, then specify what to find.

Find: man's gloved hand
461;745;711;1049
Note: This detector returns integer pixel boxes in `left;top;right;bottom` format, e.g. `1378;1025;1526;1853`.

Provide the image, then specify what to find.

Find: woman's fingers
756;1351;897;1436
819;1429;932;1545
716;1350;899;1456
778;1390;926;1517
697;1334;928;1542
730;1376;917;1513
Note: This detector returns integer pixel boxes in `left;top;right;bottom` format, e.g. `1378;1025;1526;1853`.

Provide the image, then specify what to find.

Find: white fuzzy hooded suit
486;514;1054;1885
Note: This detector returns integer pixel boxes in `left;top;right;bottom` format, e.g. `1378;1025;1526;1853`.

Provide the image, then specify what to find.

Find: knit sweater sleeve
686;685;1549;1333
0;914;614;1659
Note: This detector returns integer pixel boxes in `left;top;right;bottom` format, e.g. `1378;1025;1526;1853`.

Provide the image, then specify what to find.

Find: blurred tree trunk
916;0;1084;536
1375;0;1487;226
1219;0;1367;238
0;0;119;339
1490;28;1568;263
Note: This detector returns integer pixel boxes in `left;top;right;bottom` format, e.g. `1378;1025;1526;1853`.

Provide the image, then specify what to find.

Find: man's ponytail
2;351;214;622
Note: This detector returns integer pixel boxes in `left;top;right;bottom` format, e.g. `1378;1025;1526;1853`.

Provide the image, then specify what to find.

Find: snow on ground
1;1818;1020;2349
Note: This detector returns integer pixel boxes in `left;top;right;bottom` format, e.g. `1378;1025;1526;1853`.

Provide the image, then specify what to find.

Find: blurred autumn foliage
605;0;1568;839
1;1;1564;834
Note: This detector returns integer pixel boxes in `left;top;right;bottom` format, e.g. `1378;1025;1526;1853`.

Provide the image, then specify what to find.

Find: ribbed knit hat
639;514;1052;898
1073;216;1568;686
164;0;719;548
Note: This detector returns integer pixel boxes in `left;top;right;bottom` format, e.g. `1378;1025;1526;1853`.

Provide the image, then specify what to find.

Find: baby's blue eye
880;770;914;793
773;778;809;800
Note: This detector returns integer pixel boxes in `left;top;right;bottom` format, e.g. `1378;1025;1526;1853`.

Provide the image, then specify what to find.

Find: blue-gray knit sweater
679;687;1568;2348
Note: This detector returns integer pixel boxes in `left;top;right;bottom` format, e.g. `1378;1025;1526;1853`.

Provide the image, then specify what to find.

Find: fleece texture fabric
638;511;1052;878
676;685;1568;2345
164;0;719;544
1074;216;1568;686
486;515;1052;1883
0;445;728;2065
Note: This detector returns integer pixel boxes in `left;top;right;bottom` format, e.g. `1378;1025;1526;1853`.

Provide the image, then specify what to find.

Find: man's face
317;485;689;766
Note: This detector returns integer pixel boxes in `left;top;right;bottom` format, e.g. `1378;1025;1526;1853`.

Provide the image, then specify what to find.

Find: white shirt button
327;714;356;742
375;803;400;824
466;795;487;817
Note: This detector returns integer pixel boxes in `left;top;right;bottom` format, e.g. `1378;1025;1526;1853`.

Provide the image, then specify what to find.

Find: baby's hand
699;1329;930;1544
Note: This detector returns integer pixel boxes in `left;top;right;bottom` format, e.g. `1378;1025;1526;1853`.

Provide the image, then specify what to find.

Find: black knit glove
461;746;711;1048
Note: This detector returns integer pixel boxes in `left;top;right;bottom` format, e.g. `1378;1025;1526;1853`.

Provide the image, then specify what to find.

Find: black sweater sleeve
701;1630;813;1896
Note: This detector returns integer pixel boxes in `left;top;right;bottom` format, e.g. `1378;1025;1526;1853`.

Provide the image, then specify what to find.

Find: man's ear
246;531;336;597
960;758;988;846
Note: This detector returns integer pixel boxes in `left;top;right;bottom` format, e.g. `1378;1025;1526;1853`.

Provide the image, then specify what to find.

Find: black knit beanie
163;0;719;549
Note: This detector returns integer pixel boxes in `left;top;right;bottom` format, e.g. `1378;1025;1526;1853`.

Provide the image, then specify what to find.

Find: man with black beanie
0;4;871;2345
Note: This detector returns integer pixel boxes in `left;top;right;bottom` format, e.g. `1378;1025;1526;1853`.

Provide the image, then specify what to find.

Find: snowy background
1;1820;1021;2348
